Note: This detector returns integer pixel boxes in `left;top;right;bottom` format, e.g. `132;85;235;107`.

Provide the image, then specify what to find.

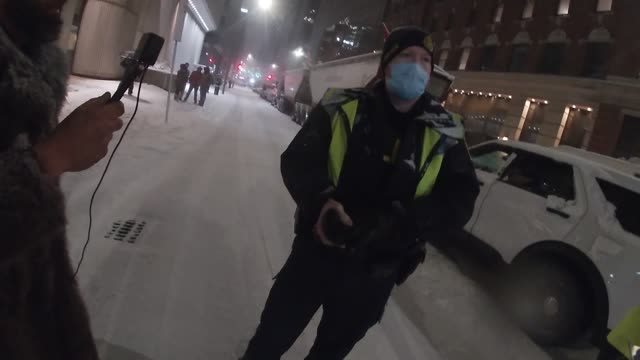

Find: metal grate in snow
105;220;147;243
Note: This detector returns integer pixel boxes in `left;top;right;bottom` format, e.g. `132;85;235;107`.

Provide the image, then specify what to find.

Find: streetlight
247;53;253;60
272;64;278;69
258;0;273;11
240;7;249;13
293;47;304;58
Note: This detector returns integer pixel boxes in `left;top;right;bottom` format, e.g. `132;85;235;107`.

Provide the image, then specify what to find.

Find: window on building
509;45;529;72
438;49;449;68
459;48;471;70
582;42;609;78
538;43;565;74
479;45;497;71
597;179;640;237
493;2;504;23
522;0;535;19
558;0;571;15
597;0;613;12
445;11;454;30
502;152;576;200
466;6;477;27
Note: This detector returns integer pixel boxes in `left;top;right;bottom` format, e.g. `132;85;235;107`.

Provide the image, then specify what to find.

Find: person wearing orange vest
242;27;479;360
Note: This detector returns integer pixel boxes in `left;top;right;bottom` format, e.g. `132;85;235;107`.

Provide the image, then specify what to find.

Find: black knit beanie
380;26;435;73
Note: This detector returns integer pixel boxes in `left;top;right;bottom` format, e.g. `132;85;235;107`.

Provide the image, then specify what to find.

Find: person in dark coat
242;27;480;359
198;67;214;106
0;0;126;359
175;63;190;101
119;50;137;95
183;66;202;103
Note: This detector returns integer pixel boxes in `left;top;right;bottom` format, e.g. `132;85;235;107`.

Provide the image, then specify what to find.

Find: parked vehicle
283;52;455;125
465;140;640;346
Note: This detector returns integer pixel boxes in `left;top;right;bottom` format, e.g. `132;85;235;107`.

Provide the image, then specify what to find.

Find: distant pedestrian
175;63;189;101
183;66;203;103
199;67;214;106
214;73;223;95
119;50;138;95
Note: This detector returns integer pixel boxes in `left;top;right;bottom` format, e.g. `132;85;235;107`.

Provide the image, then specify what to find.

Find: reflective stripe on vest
328;100;358;186
327;99;445;199
415;128;444;198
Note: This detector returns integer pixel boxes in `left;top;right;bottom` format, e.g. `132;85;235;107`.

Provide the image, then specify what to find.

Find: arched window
583;27;612;78
478;34;499;71
539;29;568;74
509;32;531;72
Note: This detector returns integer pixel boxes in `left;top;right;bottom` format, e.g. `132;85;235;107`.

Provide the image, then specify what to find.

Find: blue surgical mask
386;63;430;101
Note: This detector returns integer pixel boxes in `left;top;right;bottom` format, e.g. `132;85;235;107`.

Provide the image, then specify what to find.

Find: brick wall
385;0;639;78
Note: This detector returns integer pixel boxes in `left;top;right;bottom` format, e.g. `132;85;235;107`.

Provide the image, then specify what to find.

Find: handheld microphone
110;33;165;102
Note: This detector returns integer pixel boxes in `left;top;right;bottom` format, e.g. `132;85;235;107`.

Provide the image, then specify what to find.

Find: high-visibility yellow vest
608;305;640;359
324;90;461;199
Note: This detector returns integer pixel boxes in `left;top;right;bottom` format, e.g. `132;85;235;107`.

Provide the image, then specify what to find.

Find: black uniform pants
175;81;187;100
184;84;199;103
243;237;396;360
199;87;209;106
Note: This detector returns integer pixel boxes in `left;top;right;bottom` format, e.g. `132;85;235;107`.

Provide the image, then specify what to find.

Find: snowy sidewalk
61;78;442;360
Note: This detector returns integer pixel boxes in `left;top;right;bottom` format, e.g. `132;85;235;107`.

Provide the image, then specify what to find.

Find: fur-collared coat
0;27;98;360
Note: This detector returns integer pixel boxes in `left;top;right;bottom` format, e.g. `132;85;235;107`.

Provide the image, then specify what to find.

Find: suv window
501;152;576;200
469;144;514;174
596;179;640;237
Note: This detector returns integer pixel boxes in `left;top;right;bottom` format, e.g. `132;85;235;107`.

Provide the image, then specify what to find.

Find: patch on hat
424;35;434;52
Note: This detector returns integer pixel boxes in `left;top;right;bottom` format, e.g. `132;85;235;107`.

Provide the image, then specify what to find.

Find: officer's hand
34;93;125;177
314;198;353;248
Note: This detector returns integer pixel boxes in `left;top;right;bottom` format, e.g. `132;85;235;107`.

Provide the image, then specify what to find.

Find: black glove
357;202;421;279
323;208;357;246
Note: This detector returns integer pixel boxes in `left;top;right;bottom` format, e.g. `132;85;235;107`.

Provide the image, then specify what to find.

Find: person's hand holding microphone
34;93;125;177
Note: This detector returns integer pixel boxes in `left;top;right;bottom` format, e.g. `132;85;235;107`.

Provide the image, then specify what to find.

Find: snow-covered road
59;78;578;360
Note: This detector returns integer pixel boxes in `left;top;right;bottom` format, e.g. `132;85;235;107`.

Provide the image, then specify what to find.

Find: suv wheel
500;257;589;346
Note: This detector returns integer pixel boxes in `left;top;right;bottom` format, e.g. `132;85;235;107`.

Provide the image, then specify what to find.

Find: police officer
242;27;480;360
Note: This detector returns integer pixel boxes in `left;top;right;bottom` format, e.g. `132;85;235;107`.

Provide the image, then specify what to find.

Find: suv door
470;150;585;262
466;142;515;231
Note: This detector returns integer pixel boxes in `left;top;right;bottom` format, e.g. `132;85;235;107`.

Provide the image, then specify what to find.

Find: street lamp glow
247;53;253;60
258;0;272;10
272;64;278;69
293;47;304;58
240;7;249;13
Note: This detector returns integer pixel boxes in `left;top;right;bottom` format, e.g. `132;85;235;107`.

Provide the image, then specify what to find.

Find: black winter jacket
0;28;99;359
280;84;479;283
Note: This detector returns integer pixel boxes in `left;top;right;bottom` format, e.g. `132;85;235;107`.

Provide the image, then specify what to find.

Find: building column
72;0;142;79
57;0;81;55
